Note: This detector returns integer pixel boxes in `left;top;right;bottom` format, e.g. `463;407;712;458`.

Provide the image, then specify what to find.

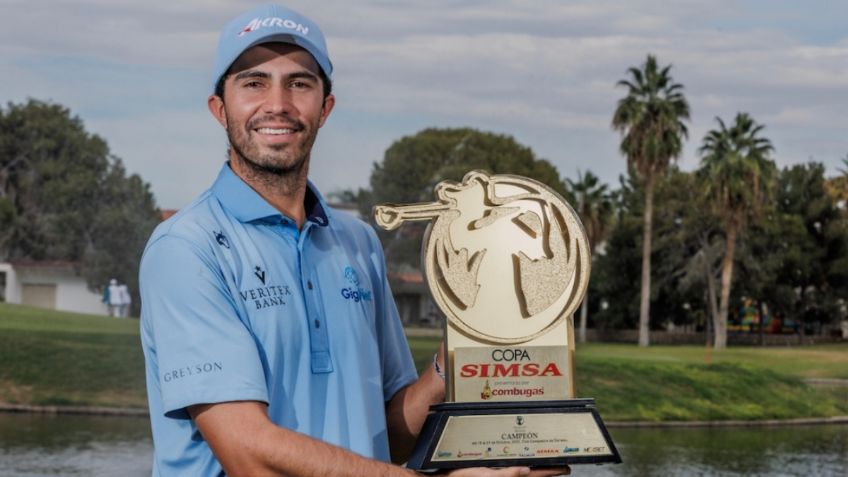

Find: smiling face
208;42;335;179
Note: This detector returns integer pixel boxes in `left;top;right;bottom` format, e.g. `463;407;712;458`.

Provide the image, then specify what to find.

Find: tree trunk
797;288;806;345
704;289;713;347
638;174;655;347
715;223;738;349
577;194;595;343
758;301;765;346
579;294;588;343
702;239;720;334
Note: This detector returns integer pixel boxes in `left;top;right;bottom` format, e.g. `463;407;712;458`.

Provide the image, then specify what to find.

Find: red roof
389;270;424;284
159;209;178;221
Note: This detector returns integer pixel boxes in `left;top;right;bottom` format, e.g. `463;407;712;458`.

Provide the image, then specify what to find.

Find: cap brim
215;33;333;92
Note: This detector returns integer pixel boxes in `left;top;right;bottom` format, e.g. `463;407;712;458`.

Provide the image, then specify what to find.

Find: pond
0;413;151;476
583;424;848;476
0;413;845;476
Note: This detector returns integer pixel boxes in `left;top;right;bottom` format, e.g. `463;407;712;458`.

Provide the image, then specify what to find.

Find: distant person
117;282;132;318
103;278;122;317
101;280;109;312
138;4;564;477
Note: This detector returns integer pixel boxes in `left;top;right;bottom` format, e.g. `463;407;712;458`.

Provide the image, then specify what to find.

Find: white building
0;260;107;316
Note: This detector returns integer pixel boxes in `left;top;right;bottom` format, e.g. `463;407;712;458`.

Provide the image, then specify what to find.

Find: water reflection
0;413;152;477
585;425;848;477
0;413;845;476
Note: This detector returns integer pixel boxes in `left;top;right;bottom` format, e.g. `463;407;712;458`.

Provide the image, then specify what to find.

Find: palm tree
566;170;614;343
698;112;776;349
830;154;848;208
612;54;690;346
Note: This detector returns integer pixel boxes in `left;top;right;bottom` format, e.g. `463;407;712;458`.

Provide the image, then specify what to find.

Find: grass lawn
0;302;146;408
1;303;846;421
573;342;848;421
409;337;848;421
578;342;848;380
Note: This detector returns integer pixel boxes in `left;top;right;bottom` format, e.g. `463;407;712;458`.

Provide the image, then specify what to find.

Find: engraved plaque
374;171;620;470
432;412;612;462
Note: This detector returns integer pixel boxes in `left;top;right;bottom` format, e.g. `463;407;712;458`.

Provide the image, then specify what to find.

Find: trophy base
406;399;621;472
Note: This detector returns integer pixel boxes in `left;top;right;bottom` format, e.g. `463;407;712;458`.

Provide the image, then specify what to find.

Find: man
104;278;121;317
117;281;132;318
140;4;567;476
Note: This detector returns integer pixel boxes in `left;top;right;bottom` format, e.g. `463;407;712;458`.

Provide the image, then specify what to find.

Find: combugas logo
480;380;492;400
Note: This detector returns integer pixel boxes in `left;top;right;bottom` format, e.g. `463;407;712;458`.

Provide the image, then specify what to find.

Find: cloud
1;0;846;207
88;109;224;209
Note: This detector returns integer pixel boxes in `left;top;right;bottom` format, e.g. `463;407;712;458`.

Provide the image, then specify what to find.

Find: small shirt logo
240;265;290;311
214;231;230;249
344;266;360;286
340;266;371;303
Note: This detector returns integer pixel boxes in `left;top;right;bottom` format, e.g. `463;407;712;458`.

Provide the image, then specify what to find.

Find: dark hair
214;69;333;101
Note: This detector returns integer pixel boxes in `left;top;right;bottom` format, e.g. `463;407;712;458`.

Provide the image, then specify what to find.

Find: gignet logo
340;266;372;303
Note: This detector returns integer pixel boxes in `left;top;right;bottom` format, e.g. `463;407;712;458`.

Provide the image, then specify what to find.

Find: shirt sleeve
367;229;419;401
140;234;268;418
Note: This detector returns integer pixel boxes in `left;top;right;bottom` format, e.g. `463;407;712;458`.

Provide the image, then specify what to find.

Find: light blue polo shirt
139;163;418;476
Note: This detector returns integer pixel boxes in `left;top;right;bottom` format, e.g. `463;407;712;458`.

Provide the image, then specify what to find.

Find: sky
1;0;846;209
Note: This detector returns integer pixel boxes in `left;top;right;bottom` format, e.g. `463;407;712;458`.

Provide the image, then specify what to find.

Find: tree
650;169;722;335
0;99;159;314
732;163;848;343
611;54;690;346
83;159;160;315
774;164;848;336
365;128;564;270
826;153;848;208
565;170;614;342
698;112;776;348
592;175;645;331
0;100;109;260
735;204;806;342
594;171;718;333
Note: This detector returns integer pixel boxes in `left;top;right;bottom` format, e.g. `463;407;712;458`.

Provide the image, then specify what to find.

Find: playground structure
728;298;793;334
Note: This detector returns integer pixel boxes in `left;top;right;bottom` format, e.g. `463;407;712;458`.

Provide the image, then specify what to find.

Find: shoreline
2;403;846;428
0;403;148;417
606;415;848;428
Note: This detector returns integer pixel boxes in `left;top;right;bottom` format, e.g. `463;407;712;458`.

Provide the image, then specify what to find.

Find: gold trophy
375;171;620;471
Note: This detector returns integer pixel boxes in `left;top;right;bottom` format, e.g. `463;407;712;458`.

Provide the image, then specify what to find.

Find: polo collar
211;163;329;227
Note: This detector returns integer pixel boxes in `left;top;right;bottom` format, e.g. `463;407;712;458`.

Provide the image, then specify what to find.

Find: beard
225;111;319;179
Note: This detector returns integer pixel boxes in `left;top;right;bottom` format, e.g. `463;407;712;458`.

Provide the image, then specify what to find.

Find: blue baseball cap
211;4;333;94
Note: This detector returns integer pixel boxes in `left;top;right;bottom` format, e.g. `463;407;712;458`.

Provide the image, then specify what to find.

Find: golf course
1;302;846;422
